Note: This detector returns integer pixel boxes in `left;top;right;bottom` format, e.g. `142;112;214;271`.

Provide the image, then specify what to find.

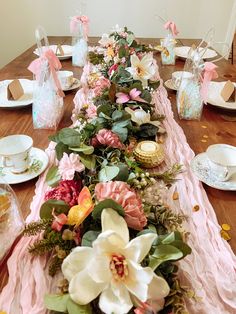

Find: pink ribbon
70;15;89;40
28;49;65;98
164;21;179;37
200;62;218;103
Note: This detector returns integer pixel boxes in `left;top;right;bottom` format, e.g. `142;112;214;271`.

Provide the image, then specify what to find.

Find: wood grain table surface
0;36;235;291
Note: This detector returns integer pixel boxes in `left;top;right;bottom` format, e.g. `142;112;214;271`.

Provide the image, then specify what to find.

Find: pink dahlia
45;180;82;207
91;129;125;149
95;181;147;230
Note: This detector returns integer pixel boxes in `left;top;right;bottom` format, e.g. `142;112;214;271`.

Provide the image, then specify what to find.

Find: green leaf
113;119;131;128
97;103;112;117
44;294;69;312
98;165;120;182
67;297;92;314
58;128;81;147
170;240;192;258
161;231;182;244
118;46;127;58
148;80;160;90
92;199;125;220
112;125;128;142
40;200;70;219
136;123;158;138
137;229;157;237
113;163;129;181
79;154;96;170
149;245;183;270
112;110;123;121
69;144;94;155
48;133;61;143
55;142;71;160
141;90;152;103
81;230;100;247
46;166;61;187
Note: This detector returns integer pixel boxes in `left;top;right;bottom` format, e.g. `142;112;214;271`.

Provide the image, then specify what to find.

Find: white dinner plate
206;81;236;111
0;79;34;109
190;152;236;191
63;78;81;92
34;45;73;60
0;147;49;184
175;46;217;60
164;79;178;91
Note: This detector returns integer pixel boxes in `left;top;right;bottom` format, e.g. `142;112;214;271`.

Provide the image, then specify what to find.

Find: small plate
164;79;178;91
34;45;72;60
190;152;236;191
175;46;217;60
207;81;236;111
63;78;80;91
0;79;34;109
0;147;49;184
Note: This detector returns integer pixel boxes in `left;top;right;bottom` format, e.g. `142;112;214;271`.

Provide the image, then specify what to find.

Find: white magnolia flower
62;208;170;314
111;24;123;33
98;33;115;48
126;53;156;88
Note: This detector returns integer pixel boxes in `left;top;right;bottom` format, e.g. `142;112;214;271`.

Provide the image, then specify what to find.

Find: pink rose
95;181;147;230
45;180;82;207
91;129;125;150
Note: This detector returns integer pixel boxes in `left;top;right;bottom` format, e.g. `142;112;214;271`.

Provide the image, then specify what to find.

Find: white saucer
0;147;49;184
190;152;236;191
63;78;80;91
207;81;236;111
34;45;72;60
175;46;217;60
0;79;34;108
164;79;178;91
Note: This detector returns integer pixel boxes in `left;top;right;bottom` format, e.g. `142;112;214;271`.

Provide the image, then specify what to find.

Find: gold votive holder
133;141;165;168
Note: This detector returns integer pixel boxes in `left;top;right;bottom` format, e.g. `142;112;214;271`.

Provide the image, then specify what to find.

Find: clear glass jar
72;20;88;67
0;180;24;261
160;37;176;65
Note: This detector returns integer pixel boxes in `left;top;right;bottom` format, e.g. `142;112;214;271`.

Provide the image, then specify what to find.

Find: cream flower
62;208;170;314
126;54;156;88
98;33;115;48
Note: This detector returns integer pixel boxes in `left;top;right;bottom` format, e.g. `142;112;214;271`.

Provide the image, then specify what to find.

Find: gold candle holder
133;141;165;168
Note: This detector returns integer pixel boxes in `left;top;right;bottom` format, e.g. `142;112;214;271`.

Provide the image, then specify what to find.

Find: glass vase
160;38;176;65
72;20;88;67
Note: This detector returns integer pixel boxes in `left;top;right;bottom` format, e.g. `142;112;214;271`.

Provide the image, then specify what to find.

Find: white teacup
58;71;74;89
172;71;193;89
0;135;33;174
206;144;236;182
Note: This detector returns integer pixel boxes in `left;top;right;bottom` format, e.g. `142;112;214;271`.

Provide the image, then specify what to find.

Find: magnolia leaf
113;163;129;181
48;132;61;143
113;119;131;128
46;166;61;187
112;110;123;121
67;297;92;314
69;144;94;155
170;240;192;258
97;103;112;117
79;154;96;170
55;142;71;161
149;244;183;270
40;200;70;219
98;165;120;182
112;125;128;142
92;199;125;220
44;294;69;312
58;128;81;147
161;231;182;245
81;230;100;247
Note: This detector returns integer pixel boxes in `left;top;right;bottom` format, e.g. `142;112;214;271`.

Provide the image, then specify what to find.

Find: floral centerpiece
24;27;193;314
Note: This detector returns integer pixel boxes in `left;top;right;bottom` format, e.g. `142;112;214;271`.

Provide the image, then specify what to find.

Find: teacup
172;71;193;89
58;71;74;89
0;135;33;174
206;144;236;181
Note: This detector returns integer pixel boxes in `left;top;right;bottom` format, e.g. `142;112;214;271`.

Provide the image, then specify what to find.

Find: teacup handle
2;156;13;168
223;167;236;182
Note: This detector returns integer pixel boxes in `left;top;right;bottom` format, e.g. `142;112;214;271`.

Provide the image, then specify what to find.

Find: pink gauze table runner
0;68;236;314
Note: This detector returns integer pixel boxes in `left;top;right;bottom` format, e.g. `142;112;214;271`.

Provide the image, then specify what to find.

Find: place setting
34;44;73;60
0;134;48;184
191;144;236;191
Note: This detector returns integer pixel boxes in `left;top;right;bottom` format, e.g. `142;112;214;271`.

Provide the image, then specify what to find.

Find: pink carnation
91;129;125;149
45;180;82;207
86;104;97;119
93;77;111;97
95;181;147;230
59;153;85;180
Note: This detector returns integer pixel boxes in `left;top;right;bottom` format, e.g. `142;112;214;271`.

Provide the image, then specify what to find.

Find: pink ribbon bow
70;15;89;41
164;21;179;37
200;62;218;103
28;49;65;98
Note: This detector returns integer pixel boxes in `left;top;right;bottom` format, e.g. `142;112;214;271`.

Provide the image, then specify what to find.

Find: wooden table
0;37;236;291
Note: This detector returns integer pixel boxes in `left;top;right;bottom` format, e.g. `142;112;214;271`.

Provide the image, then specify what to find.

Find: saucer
190;152;236;191
0;79;34;108
63;78;80;91
175;46;217;60
164;79;178;91
0;147;49;184
34;45;72;60
207;81;236;111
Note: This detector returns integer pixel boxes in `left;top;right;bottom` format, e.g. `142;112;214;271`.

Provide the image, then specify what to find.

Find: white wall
1;0;236;68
